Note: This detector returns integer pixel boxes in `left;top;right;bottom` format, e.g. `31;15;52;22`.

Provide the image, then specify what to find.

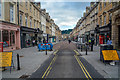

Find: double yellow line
74;50;93;80
42;50;58;78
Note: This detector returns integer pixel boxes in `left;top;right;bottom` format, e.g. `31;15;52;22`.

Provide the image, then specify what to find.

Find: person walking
68;40;71;44
32;40;35;46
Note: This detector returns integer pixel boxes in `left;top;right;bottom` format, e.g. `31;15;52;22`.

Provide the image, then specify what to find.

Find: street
30;41;104;79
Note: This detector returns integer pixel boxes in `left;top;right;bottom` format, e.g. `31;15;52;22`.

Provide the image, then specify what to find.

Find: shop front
0;21;21;51
98;23;111;45
20;26;43;48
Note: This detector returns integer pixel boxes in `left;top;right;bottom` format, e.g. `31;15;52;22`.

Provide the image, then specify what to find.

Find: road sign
102;50;119;60
0;52;12;67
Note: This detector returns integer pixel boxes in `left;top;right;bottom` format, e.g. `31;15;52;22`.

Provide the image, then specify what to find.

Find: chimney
41;9;46;14
90;2;95;8
86;7;90;14
36;2;41;9
83;12;86;17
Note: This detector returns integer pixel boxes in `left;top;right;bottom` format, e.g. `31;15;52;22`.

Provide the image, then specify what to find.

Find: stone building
19;1;43;48
97;2;113;44
110;2;120;49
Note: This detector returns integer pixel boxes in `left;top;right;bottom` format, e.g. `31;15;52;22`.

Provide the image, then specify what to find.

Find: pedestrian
88;39;91;49
68;40;71;44
107;38;112;45
32;40;35;46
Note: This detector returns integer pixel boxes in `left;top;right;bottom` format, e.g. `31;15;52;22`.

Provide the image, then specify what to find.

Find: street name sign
102;50;119;60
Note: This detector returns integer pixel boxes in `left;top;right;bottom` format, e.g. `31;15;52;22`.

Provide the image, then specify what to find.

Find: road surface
30;41;104;79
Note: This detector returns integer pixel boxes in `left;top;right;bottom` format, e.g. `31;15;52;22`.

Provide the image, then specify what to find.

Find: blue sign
38;43;53;51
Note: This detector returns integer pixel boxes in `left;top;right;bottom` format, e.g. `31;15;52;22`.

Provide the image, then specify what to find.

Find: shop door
23;33;26;48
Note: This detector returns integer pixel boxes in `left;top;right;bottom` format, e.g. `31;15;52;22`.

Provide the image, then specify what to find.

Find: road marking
42;50;58;78
74;50;79;55
53;50;58;55
74;50;93;80
74;55;89;80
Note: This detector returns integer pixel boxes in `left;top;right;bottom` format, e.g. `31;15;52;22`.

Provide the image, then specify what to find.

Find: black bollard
86;45;87;55
91;44;93;51
46;47;47;55
81;45;82;52
17;54;20;70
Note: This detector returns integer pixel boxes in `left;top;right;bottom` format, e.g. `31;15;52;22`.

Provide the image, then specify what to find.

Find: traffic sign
102;50;119;60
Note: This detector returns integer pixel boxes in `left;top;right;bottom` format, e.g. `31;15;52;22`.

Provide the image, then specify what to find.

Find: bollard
81;45;82;52
91;44;93;51
17;54;20;70
86;46;87;55
45;46;47;55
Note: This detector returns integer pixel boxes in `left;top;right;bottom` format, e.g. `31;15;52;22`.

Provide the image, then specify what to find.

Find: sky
35;1;90;30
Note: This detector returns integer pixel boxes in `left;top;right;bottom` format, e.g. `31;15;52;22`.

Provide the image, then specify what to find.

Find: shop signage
102;50;119;60
43;34;47;37
0;52;12;67
99;27;110;32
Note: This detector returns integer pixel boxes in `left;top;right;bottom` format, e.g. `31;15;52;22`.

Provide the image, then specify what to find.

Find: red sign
0;42;3;52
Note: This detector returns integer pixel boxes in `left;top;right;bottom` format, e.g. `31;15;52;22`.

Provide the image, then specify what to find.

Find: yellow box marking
102;50;119;60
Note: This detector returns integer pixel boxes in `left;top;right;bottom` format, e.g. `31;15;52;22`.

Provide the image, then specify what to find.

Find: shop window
10;3;14;22
2;30;9;47
10;31;15;46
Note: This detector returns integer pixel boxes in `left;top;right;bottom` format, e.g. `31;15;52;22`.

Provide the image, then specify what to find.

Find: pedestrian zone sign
0;52;12;67
102;50;119;60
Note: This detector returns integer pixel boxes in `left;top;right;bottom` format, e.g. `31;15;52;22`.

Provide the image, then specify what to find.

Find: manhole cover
20;55;24;57
19;75;30;78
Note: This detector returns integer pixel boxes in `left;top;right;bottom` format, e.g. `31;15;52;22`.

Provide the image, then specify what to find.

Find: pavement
75;43;120;79
1;42;58;79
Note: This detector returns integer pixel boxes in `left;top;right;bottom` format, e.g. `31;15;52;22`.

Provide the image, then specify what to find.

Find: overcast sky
36;1;90;30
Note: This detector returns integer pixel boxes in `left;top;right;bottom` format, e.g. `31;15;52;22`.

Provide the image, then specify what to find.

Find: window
0;0;2;19
30;18;32;28
2;30;9;47
30;4;32;12
100;16;102;26
25;1;27;9
25;16;28;27
100;3;102;11
104;15;106;25
20;14;22;26
34;8;35;16
104;2;106;7
109;13;112;21
10;4;14;22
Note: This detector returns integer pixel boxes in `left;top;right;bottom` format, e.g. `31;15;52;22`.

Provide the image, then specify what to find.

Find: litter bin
100;44;113;62
0;42;3;52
